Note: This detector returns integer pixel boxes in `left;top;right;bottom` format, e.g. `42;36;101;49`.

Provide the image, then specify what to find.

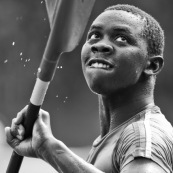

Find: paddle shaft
6;0;96;172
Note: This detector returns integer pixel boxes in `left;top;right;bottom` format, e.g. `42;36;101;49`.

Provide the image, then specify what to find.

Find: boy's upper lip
86;58;114;68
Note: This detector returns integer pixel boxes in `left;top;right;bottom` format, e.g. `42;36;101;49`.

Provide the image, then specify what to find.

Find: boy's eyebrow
89;25;103;31
89;24;133;35
113;27;132;35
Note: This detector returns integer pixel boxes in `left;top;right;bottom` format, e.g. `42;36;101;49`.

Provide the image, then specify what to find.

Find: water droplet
38;68;41;73
4;59;8;63
20;52;23;56
12;42;15;46
16;16;23;21
60;66;62;68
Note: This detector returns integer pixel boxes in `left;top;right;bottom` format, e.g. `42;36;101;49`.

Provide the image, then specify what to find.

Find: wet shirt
87;106;173;173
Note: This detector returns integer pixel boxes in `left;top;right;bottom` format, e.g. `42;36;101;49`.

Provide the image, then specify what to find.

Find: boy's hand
5;106;54;159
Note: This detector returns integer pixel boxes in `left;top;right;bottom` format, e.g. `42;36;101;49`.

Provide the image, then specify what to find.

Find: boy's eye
87;32;100;40
115;36;128;43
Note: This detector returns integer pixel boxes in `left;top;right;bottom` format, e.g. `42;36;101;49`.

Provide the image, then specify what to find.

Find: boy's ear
144;56;164;76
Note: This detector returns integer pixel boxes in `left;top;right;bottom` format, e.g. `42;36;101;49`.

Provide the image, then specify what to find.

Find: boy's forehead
91;10;145;32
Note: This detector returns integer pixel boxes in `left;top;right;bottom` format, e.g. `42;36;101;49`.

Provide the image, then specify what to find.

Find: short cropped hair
104;4;165;57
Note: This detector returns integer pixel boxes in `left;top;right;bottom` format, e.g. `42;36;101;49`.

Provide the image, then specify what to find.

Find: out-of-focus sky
0;1;172;171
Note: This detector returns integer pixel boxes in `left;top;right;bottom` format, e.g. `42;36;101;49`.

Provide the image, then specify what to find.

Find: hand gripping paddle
6;0;96;172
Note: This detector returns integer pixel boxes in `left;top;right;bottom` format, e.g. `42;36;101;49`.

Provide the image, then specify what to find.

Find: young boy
5;4;173;173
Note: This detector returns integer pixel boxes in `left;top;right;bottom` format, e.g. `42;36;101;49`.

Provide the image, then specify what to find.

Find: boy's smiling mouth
87;58;113;70
90;62;111;69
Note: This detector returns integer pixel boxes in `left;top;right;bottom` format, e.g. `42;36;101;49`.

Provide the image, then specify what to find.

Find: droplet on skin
60;66;62;68
12;42;15;46
20;52;23;56
56;95;59;98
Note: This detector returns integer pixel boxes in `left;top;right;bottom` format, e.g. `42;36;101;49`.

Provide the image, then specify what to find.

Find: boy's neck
98;84;155;137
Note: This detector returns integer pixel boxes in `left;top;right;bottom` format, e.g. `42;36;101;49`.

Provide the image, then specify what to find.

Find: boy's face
81;10;148;95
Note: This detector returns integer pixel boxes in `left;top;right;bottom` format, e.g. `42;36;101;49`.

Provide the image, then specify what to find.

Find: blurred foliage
0;0;172;146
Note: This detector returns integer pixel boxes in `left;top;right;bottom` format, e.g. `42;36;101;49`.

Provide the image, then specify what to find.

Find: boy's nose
91;43;113;54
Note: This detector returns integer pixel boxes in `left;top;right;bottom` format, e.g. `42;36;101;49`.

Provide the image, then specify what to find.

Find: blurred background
0;0;172;172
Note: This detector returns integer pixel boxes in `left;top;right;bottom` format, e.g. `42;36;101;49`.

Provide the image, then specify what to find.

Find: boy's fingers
17;124;25;140
9;105;28;137
15;105;28;125
10;121;25;140
5;127;22;152
15;112;24;124
11;120;19;137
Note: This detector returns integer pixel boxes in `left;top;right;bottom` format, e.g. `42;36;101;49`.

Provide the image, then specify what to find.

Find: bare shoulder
121;157;167;173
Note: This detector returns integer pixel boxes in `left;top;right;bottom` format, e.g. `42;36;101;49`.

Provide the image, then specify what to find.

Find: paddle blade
45;0;58;27
45;0;96;53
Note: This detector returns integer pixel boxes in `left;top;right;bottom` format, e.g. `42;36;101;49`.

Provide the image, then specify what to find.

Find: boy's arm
40;138;167;173
38;137;104;173
5;107;104;173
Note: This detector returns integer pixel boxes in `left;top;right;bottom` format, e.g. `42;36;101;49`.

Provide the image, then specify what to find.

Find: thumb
39;110;50;126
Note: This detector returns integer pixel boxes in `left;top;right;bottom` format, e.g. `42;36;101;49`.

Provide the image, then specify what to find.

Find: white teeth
98;63;102;68
91;62;110;69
